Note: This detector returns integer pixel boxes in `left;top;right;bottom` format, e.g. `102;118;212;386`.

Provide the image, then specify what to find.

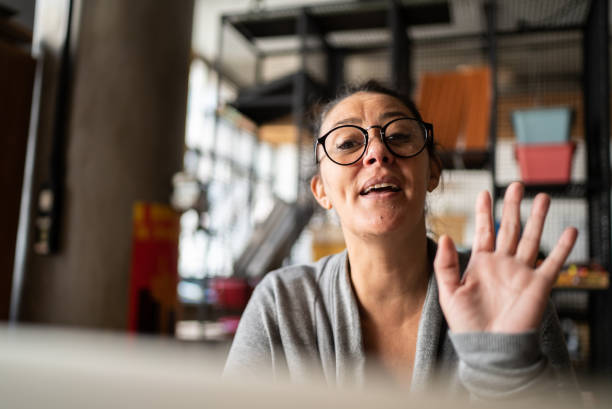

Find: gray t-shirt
224;243;578;401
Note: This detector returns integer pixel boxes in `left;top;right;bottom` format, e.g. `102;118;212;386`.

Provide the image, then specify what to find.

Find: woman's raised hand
433;182;578;333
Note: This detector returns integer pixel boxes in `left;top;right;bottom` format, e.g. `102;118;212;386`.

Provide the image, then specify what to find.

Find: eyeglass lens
324;118;427;165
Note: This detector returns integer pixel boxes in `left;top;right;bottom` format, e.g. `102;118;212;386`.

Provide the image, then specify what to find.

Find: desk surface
1;324;609;409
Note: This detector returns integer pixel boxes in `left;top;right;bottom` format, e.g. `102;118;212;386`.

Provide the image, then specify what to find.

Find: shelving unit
494;183;589;199
217;0;453;198
486;0;611;377
203;0;611;376
211;0;455;281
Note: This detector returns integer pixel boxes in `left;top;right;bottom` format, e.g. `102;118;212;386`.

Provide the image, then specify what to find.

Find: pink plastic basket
515;143;576;184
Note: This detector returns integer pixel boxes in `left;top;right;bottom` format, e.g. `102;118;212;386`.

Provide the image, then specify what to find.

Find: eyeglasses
315;117;434;166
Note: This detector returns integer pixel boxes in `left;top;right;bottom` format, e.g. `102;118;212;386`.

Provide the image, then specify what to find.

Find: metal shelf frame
214;0;453;206
493;183;590;199
487;0;611;376
582;0;611;377
211;0;612;376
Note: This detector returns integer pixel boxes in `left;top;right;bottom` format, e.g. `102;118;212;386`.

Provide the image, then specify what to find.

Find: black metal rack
217;0;453;205
213;0;611;376
486;0;611;377
226;1;449;40
494;183;590;199
221;0;501;195
581;0;611;378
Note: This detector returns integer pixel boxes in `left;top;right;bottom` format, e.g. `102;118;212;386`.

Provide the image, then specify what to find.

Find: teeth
363;183;399;194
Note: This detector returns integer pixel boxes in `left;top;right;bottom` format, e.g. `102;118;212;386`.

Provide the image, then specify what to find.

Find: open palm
434;182;578;333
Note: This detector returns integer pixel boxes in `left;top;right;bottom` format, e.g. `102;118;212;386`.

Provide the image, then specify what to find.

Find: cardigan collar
327;237;461;388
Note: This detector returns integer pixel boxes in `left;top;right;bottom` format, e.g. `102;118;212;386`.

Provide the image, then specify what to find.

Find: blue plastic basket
511;107;572;145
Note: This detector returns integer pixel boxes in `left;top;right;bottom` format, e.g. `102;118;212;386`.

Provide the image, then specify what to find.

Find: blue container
512;107;572;145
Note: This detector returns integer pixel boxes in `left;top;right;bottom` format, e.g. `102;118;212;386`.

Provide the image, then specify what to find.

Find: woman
224;81;578;400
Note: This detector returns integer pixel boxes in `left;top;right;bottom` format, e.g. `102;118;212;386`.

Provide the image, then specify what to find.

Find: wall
0;0;36;31
17;0;194;330
0;33;36;319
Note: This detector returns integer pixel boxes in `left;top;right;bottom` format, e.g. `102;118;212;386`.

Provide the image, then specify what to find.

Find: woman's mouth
360;183;401;195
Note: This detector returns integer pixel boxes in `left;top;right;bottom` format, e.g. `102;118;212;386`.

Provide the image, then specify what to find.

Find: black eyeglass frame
314;116;434;166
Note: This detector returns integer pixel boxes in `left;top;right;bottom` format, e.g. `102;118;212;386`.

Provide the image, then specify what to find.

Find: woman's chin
355;214;413;238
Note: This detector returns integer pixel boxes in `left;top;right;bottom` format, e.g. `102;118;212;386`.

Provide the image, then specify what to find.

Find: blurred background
1;0;611;398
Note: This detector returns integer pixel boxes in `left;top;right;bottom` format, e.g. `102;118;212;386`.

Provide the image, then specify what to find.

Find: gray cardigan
224;244;578;401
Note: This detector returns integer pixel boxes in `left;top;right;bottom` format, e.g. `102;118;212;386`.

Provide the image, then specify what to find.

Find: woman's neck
343;222;431;325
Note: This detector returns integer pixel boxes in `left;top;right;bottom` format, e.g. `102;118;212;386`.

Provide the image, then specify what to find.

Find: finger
536;227;578;288
496;182;524;255
471;190;495;253
516;193;550;266
434;235;461;305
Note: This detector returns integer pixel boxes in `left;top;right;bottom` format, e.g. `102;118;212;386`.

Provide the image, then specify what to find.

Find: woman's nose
362;128;392;165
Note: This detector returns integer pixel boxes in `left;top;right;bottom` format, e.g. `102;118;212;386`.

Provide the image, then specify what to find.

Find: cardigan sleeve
223;275;287;380
448;300;582;405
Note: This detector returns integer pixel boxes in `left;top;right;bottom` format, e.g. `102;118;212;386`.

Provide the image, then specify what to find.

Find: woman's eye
336;139;361;150
387;133;413;143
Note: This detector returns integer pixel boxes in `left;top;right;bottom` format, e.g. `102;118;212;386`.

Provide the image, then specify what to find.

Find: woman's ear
427;154;442;192
310;174;332;210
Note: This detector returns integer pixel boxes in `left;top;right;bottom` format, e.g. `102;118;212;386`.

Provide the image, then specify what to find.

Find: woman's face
311;92;440;239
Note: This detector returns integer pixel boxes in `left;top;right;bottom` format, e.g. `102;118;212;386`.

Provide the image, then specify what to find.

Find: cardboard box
258;115;312;146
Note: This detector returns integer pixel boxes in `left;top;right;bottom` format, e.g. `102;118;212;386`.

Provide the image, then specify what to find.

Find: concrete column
18;0;193;330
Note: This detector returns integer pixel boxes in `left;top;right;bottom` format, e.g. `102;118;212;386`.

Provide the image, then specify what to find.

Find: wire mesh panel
410;0;486;39
344;49;390;85
493;28;588;266
496;0;590;30
491;0;611;377
219;22;258;88
179;1;610;351
409;2;493;249
427;170;493;250
492;197;589;264
552;289;591;369
261;53;301;83
412;36;488;80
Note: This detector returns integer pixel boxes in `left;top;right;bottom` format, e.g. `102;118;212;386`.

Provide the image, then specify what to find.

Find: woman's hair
313;79;436;158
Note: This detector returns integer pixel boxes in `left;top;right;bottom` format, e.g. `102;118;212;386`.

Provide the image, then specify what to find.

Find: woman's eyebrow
332;117;362;127
330;111;409;128
379;111;410;121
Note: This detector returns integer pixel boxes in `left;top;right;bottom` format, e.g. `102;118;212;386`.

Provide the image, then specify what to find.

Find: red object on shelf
515;142;576;184
211;277;251;310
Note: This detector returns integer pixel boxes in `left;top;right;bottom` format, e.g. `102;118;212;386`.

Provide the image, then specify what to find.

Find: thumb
434;235;461;304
